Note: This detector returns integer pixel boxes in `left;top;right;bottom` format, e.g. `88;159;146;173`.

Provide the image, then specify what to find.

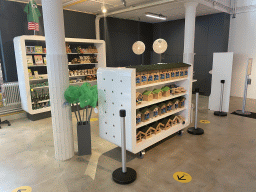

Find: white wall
228;6;256;99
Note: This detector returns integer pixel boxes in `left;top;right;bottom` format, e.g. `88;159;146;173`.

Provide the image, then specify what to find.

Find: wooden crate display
166;100;174;112
153;70;160;83
147;71;154;84
152;89;162;100
136;130;146;143
160;69;166;82
170;115;179;126
136;72;141;86
161;86;170;97
158;102;167;115
136;110;142;125
179;97;186;108
142;90;153;101
136;92;143;105
149;105;159;118
141;72;148;85
177;115;186;124
141;126;155;139
141;108;150;122
173;99;180;110
161;117;173;130
165;69;171;81
151;122;165;134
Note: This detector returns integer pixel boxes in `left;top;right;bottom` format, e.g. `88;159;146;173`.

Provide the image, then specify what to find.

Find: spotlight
101;5;107;13
121;0;126;7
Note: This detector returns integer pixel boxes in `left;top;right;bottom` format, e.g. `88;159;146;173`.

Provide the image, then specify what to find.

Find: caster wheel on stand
138;150;145;159
8;123;11;126
178;130;183;136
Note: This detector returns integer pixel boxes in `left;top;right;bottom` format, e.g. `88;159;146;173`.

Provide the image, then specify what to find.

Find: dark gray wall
0;0;96;82
100;17;153;67
153;13;230;96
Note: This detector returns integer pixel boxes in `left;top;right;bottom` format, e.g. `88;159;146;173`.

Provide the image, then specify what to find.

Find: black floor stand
187;88;204;135
112;110;136;185
0;118;11;129
214;80;227;117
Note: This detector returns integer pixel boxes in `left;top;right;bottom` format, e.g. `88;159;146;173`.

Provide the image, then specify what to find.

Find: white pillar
42;0;74;160
183;2;198;65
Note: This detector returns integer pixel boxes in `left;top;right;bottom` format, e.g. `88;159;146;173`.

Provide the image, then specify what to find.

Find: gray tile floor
1;96;256;192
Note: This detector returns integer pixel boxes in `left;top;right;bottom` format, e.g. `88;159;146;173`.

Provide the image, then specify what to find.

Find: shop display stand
97;64;192;155
235;58;252;116
214;80;227;116
112;110;137;185
187;88;204;135
13;35;106;117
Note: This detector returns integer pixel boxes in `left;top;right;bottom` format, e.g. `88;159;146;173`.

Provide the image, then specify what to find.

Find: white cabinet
14;35;106;115
97;63;192;154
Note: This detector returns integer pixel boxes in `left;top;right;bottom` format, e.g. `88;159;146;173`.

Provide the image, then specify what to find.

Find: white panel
228;11;256;99
209;52;234;112
97;67;135;152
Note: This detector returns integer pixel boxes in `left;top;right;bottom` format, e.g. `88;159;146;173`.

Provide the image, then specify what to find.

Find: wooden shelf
136;93;187;109
31;86;49;89
26;53;46;55
136;77;188;90
32;99;50;104
68;63;98;65
31;106;51;114
135;123;188;153
28;65;47;67
70;80;97;85
136;107;186;129
30;78;48;81
67;53;98;55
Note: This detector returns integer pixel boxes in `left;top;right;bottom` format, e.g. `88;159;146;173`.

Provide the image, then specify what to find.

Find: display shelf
136;77;188;90
70;80;97;85
30;78;48;81
98;65;192;154
136;93;187;109
68;63;98;65
32;99;50;104
135;123;185;153
31;86;49;89
31;106;51;114
26;53;46;55
136;107;186;129
14;35;106;116
67;53;98;55
28;65;47;67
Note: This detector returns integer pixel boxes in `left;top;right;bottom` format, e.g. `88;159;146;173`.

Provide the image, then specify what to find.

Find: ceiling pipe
95;0;176;39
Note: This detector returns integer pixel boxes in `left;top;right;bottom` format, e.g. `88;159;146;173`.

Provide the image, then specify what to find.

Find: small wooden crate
136;72;141;86
141;72;148;85
170;69;175;80
153;70;160;83
165;69;171;81
160;69;166;82
136;131;146;143
147;71;154;84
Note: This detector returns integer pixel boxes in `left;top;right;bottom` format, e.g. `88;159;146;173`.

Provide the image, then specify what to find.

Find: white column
42;0;74;160
183;2;198;65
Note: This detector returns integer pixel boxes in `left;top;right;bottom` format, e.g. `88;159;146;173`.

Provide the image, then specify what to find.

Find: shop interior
0;0;256;191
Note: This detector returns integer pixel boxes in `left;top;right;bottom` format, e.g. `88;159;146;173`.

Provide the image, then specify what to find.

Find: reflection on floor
1;96;256;191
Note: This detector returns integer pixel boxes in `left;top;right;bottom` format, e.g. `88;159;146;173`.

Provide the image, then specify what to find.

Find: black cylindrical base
112;167;137;185
235;110;251;116
214;111;227;116
187;127;204;135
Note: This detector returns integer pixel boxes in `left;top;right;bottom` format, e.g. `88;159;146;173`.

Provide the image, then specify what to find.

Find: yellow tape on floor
173;172;192;183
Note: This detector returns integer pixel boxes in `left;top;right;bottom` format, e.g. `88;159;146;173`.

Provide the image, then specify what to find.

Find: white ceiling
10;0;231;23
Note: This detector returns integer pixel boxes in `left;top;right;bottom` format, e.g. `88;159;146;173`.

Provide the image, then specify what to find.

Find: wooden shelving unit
14;35;106;115
97;64;192;154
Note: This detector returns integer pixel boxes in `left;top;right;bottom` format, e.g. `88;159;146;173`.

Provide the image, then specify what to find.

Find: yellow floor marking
200;120;210;124
90;118;98;122
12;186;32;192
173;172;192;183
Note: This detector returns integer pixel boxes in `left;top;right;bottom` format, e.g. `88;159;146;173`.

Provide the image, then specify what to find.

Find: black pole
112;110;137;184
187;88;204;135
214;80;227;116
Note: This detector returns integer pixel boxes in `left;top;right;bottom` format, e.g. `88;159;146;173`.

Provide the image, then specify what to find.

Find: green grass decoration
64;82;98;123
152;89;162;94
161;86;170;92
143;90;152;95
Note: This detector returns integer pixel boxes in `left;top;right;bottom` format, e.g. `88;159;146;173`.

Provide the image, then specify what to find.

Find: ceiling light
145;12;167;20
121;0;126;7
101;5;107;13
